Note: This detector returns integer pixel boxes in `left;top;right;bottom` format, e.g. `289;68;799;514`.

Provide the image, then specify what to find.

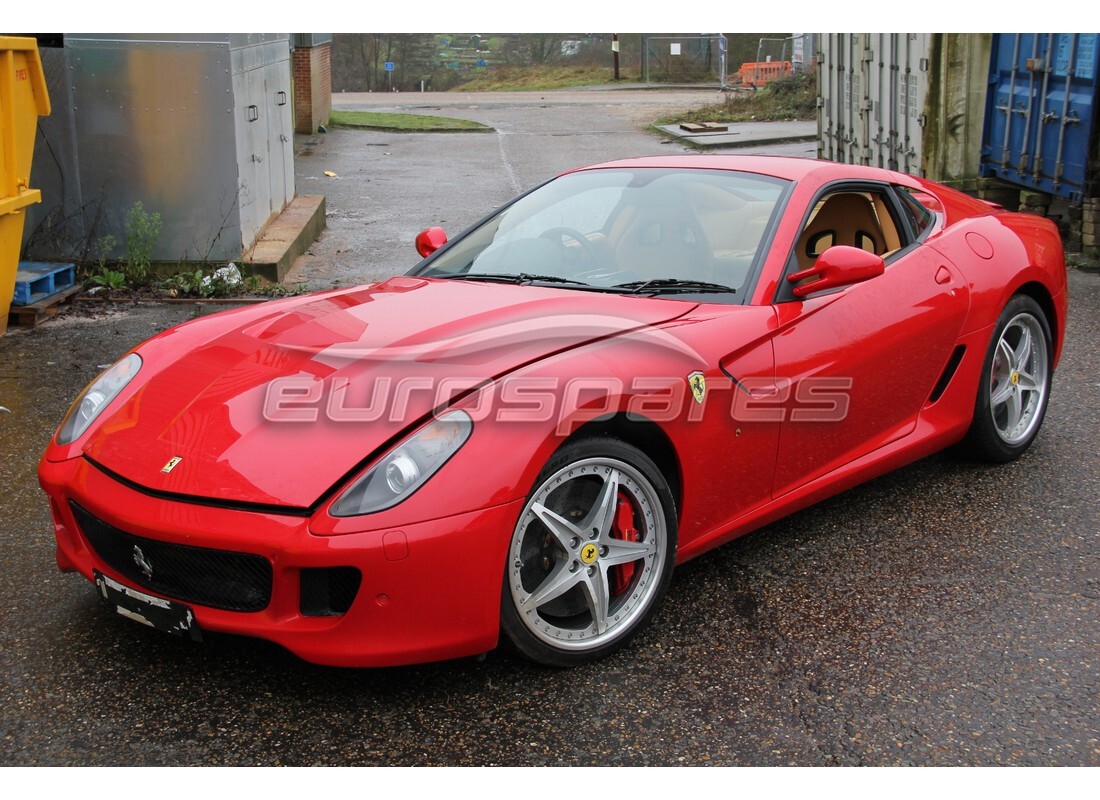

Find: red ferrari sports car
40;156;1067;667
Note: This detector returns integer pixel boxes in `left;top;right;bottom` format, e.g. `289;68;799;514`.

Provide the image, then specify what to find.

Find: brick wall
1083;198;1100;259
294;43;332;134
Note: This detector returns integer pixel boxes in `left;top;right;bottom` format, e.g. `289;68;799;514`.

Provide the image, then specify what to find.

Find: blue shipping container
982;33;1100;202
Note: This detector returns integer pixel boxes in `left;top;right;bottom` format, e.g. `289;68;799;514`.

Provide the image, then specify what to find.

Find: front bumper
39;455;523;667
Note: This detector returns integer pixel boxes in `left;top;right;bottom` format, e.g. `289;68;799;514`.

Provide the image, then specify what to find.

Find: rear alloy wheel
501;438;677;666
962;295;1052;462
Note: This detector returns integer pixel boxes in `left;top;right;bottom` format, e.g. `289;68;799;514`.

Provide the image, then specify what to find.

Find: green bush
123;201;161;284
90;268;127;291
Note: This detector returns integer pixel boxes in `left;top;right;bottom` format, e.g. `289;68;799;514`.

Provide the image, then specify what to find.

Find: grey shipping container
817;33;992;190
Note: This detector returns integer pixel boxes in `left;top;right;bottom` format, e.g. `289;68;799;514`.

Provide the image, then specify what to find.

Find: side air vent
928;345;966;404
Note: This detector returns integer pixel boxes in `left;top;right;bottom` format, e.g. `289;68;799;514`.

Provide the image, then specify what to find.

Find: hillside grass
452;65;623;92
655;72;817;125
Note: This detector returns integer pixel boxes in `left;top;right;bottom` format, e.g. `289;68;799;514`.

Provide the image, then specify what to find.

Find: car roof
567;155;915;187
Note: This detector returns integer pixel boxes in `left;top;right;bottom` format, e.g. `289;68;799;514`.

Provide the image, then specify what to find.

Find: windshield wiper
613;278;737;295
436;272;591;287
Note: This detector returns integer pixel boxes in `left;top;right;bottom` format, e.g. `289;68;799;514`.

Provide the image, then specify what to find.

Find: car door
769;182;970;497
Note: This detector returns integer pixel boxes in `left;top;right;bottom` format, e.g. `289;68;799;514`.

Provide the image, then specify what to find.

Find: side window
793;188;904;271
894;187;934;239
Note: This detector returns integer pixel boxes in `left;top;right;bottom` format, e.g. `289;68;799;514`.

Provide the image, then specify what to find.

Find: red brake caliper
609;492;638;596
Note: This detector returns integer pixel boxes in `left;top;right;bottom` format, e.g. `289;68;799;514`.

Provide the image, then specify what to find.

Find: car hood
82;277;694;509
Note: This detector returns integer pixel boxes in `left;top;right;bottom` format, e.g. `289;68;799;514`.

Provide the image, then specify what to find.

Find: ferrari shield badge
688;371;707;405
161;456;183;474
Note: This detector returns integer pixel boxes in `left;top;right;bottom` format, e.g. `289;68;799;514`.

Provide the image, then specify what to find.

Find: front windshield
415;167;790;298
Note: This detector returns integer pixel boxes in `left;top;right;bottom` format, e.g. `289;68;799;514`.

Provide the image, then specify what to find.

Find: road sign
384;62;395;72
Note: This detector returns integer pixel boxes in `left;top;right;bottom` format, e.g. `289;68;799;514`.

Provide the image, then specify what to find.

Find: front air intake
300;567;362;616
70;502;272;612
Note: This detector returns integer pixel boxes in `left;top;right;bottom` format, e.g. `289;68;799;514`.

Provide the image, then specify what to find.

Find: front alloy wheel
501;438;677;666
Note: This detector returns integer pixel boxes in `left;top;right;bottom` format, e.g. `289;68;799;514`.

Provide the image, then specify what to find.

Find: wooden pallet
678;122;730;133
7;283;82;328
13;261;77;305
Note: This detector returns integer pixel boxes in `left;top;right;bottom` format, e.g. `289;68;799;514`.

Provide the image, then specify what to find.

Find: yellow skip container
0;37;51;334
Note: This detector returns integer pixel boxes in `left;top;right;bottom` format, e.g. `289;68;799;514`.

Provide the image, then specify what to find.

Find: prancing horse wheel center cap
580;543;599;564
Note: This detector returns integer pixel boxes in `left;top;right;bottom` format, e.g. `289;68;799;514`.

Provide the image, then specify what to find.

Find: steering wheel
540;226;601;267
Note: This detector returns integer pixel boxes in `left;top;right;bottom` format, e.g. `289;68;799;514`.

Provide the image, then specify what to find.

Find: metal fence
643;36;727;88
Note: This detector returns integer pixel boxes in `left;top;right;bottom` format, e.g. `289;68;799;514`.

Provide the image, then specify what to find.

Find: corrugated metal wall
818;33;928;174
817;33;991;189
981;33;1100;202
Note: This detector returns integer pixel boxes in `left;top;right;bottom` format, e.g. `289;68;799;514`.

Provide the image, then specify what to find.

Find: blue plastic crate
13;262;76;306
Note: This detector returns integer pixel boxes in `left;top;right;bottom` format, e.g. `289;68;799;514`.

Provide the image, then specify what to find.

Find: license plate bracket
94;570;202;642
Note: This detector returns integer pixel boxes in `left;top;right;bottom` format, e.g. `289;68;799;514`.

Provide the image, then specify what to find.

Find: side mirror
787;245;885;298
415;227;448;258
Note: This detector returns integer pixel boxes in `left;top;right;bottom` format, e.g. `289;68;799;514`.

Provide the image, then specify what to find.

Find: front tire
500;438;677;667
961;295;1053;462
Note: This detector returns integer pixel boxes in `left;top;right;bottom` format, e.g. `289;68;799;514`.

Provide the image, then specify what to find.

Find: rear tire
960;295;1052;462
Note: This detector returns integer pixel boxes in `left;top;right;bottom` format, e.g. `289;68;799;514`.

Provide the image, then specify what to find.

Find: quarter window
895;187;934;239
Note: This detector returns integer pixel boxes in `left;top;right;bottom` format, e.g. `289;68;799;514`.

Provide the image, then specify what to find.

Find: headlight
55;354;142;445
330;410;473;517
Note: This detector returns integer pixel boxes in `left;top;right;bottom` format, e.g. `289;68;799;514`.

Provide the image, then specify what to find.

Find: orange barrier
739;61;793;88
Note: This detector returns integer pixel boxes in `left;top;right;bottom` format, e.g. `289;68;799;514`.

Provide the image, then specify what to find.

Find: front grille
70;502;272;612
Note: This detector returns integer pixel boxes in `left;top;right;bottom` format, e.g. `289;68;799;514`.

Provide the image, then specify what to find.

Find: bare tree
518;34;563;65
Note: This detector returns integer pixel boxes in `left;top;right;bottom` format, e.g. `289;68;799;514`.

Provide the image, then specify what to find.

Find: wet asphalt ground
0;89;1097;767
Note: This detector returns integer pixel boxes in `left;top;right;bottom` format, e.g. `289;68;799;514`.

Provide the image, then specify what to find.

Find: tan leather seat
795;193;887;270
612;192;712;281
